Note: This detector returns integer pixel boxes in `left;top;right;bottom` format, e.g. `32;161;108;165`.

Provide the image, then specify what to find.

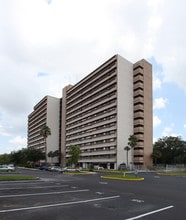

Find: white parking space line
99;182;108;184
0;189;89;198
0;195;120;213
124;205;174;220
0;185;69;190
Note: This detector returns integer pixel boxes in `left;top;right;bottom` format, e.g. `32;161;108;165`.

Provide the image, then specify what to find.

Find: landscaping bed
0;175;38;181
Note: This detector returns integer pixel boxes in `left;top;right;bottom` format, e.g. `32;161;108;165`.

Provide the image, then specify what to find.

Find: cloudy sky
0;0;186;154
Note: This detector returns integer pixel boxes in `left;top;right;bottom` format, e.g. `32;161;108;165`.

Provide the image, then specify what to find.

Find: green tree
68;145;81;167
27;148;45;167
124;146;131;166
47;150;59;164
153;136;185;164
128;134;138;166
11;148;28;166
152;149;162;165
128;135;138;148
40;124;51;162
0;153;12;164
48;151;54;163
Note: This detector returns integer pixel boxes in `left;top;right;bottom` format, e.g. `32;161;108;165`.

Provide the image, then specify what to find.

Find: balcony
134;149;144;156
134;127;144;133
133;96;144;104
133;74;143;83
134;89;144;97
134;157;144;163
80;149;116;157
134;111;144;118
78;157;116;163
133;82;143;90
133;104;144;111
134;119;144;125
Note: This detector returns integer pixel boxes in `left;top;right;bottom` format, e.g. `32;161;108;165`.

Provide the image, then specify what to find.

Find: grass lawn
0;175;38;181
157;171;186;176
101;174;144;181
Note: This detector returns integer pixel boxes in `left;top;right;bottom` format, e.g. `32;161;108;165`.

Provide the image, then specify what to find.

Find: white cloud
162;126;173;136
9;136;27;145
153;77;162;90
8;136;27;153
0;0;186;153
153;115;161;127
184;124;186;129
153;97;168;110
162;123;180;137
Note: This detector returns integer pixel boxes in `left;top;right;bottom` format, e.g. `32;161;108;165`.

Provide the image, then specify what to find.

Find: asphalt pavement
0;168;185;220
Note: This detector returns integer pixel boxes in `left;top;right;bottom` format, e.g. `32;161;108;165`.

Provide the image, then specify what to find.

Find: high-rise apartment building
28;54;153;169
28;96;61;163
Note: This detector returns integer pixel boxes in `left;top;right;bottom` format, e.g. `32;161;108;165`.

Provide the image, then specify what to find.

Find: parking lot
0;169;185;220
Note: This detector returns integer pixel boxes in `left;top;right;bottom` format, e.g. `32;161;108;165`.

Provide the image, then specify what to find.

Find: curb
101;176;144;181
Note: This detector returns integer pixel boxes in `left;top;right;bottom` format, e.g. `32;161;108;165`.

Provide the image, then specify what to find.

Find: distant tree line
1;135;185;167
0;148;45;167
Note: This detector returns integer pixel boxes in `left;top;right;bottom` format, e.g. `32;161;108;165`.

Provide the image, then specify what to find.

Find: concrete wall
46;96;60;163
116;55;133;168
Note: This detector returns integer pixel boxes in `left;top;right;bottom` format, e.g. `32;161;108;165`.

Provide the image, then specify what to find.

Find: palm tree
40;125;51;162
124;145;131;166
128;134;138;168
128;134;138;148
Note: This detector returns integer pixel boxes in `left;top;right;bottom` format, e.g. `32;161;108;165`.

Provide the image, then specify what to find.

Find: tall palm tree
124;145;131;166
40;124;51;162
128;134;138;148
128;134;138;167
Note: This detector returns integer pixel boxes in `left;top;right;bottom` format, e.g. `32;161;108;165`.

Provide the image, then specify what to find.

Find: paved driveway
0;169;185;220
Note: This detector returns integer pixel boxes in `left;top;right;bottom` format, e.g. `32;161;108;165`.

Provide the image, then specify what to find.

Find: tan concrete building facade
61;55;153;169
28;54;153;169
28;96;60;163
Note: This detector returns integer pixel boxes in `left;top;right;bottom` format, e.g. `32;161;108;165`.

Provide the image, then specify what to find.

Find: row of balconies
69;142;116;151
66;131;116;144
66;149;116;158
28;118;46;133
66;110;117;130
66;138;116;149
66;96;116;122
28;139;44;148
28;134;44;144
66;119;116;137
28;111;47;127
29;103;47;119
66;133;116;146
66;126;116;140
80;145;116;152
66;89;117;119
66;107;116;130
66;117;117;136
78;157;116;163
28;121;46;137
66;101;116;125
66;121;116;136
66;60;117;101
66;74;117;111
